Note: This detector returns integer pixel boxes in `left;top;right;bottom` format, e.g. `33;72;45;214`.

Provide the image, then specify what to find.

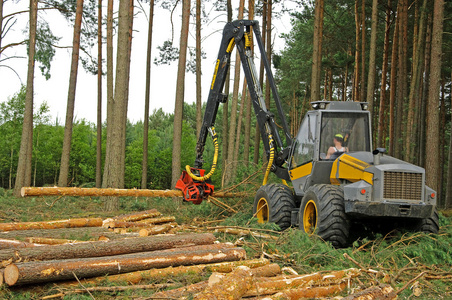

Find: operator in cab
325;133;348;159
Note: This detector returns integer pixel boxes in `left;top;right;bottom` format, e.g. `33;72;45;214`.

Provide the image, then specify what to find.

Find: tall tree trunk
119;0;134;189
353;0;360;102
14;0;37;197
395;0;407;159
171;0;191;188
0;0;3;60
388;10;398;156
103;0;132;210
96;0;103;188
103;0;114;186
141;0;155;189
445;70;452;209
377;0;391;148
254;0;267;165
425;0;444;193
366;0;378;137
318;0;324;99
195;0;201;137
360;0;366;104
438;79;446;206
311;0;322;101
243;0;254;165
419;14;432;168
405;0;427;163
233;82;247;168
225;0;245;185
58;0;84;187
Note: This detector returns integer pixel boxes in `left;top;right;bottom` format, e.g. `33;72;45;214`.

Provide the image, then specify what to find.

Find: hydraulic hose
262;134;274;186
185;127;219;182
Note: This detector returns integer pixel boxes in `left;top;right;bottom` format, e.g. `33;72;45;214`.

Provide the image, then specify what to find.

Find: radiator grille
383;172;423;201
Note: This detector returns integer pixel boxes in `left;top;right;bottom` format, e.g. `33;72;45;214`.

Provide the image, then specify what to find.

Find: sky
0;0;296;124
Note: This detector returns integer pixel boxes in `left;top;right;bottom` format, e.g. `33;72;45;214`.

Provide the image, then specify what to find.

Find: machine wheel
253;184;296;230
299;184;350;248
415;209;439;234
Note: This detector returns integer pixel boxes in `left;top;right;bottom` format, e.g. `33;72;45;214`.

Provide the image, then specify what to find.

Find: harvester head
175;168;214;204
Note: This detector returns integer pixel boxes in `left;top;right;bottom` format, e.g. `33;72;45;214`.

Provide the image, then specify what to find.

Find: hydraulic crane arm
176;20;292;203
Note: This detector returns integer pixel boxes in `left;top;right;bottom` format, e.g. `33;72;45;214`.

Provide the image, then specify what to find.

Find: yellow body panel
330;154;373;185
289;162;313;181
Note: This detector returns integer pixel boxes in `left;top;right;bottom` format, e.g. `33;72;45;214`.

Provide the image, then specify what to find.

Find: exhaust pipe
372;148;387;165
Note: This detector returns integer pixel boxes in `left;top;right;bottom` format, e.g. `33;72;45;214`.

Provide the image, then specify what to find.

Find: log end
20;187;26;197
4;264;19;286
0;269;4;285
139;229;149;237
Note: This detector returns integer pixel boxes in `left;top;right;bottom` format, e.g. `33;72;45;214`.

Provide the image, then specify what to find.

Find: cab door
289;112;318;196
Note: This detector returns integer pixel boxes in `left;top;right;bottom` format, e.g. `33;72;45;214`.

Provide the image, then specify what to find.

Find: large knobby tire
253;184;296;230
415;209;439;234
299;184;350;248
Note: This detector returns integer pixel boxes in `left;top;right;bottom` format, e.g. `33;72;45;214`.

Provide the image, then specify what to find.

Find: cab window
291;114;316;168
319;112;370;159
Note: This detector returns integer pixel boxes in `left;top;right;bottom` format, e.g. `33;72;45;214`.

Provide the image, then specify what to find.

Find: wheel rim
303;200;317;234
256;197;269;223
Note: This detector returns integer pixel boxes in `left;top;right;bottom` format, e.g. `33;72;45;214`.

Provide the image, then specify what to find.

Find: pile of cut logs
0;210;397;299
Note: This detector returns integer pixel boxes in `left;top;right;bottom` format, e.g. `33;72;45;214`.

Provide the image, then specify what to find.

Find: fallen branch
207;196;237;213
342;284;397;300
395;271;426;295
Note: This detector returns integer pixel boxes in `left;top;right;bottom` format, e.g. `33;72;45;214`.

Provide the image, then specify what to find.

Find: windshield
320;111;370;159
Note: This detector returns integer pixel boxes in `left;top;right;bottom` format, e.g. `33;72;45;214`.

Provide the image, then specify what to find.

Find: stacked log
0;209;254;288
4;243;246;286
0;232;217;267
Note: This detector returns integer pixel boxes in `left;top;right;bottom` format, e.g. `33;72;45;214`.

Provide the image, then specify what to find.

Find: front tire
253;184;296;230
415;209;439;234
299;184;349;248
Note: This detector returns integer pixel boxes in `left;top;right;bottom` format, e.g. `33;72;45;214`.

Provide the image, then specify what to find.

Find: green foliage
34;22;60;80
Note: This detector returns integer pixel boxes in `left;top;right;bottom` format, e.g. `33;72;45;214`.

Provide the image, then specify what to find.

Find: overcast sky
0;0;295;124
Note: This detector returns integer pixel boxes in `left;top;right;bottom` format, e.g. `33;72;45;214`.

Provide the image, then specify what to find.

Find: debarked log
138;224;175;236
153;264;280;300
260;282;348;300
243;268;359;297
194;266;253;300
0;233;216;267
21;187;248;198
0;239;42;249
24;237;85;245
4;245;246;286
0;227;110;241
0;218;103;232
113;209;161;222
62;258;270;286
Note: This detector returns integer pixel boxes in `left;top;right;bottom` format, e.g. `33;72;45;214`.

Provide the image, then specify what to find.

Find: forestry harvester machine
175;20;439;247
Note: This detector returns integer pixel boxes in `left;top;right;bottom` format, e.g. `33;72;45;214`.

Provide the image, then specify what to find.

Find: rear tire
253;184;296;230
299;184;349;248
